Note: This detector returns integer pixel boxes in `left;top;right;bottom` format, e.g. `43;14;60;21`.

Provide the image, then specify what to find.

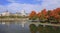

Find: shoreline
0;18;29;22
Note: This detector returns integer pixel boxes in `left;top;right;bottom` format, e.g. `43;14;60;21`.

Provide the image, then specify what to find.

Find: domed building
15;10;29;16
20;10;26;16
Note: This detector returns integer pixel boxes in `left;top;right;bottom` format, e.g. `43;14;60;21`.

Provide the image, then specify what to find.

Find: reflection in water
0;21;31;33
0;21;26;27
2;22;5;24
0;21;60;33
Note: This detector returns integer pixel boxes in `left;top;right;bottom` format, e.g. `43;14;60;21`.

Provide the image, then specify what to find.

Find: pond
0;21;60;33
0;21;31;33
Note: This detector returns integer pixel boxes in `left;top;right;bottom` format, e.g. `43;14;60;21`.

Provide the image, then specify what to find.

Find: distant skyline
0;0;60;13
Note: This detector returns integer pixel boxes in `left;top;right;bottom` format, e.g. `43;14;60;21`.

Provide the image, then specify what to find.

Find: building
0;10;29;16
16;10;29;16
1;11;11;16
20;10;26;16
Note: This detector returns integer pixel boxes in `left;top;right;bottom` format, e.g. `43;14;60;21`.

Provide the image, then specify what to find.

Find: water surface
0;22;31;33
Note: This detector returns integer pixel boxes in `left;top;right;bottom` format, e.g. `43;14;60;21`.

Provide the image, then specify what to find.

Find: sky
0;0;60;13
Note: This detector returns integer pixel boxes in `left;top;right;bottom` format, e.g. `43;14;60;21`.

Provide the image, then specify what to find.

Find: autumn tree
54;8;60;23
40;9;47;20
37;12;41;20
48;8;60;23
29;10;37;20
29;8;60;23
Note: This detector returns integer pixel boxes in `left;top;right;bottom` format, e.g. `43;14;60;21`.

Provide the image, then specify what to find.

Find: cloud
7;0;60;10
0;5;7;13
7;0;42;5
41;0;60;10
7;0;42;3
7;3;41;13
35;0;41;1
7;0;15;3
0;0;60;13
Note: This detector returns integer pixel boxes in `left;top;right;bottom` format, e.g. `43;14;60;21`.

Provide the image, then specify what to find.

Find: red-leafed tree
41;9;47;16
54;8;60;22
47;10;52;18
37;12;41;18
29;8;60;23
40;9;47;20
47;8;60;23
37;12;42;21
29;10;37;20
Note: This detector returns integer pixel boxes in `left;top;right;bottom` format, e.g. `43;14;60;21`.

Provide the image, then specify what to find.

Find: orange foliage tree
54;8;60;22
47;8;60;23
29;10;37;20
40;9;47;20
29;8;60;23
37;12;41;19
